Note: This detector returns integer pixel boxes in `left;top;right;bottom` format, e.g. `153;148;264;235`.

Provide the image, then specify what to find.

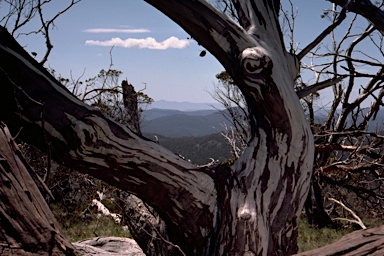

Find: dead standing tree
299;1;384;225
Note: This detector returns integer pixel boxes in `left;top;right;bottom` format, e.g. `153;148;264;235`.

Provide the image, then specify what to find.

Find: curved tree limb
142;1;313;255
145;0;249;71
297;2;347;60
144;0;298;87
329;0;384;36
0;26;217;254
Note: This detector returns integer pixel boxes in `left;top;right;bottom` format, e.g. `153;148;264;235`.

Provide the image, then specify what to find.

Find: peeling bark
0;122;76;255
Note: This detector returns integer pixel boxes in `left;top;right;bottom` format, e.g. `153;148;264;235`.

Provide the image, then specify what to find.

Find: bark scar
241;47;273;80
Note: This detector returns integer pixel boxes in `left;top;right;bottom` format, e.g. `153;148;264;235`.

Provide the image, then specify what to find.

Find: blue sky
2;0;375;105
8;0;224;103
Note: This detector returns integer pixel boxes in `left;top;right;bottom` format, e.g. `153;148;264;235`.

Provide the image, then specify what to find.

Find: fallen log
295;225;384;256
0;122;76;255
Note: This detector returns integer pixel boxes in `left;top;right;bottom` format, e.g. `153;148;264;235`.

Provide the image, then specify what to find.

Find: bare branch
329;0;384;36
328;198;367;229
297;4;347;60
296;77;345;99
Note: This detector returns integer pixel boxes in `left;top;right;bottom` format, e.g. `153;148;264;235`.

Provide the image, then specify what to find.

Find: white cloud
84;28;150;33
85;37;190;50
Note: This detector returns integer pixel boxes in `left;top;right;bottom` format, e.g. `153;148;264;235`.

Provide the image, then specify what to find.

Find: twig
139;222;187;256
328;197;367;229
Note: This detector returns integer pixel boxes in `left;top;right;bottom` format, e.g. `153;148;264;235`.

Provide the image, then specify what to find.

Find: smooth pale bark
0;122;76;255
0;0;314;255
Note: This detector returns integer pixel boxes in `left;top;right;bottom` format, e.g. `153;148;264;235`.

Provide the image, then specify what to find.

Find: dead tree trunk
0;0;314;253
122;80;141;135
118;80;181;255
121;193;183;256
0;122;76;256
304;179;336;228
295;225;384;256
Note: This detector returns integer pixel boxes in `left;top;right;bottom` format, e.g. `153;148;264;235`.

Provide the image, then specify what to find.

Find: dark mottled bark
295;225;384;256
0;122;76;255
329;0;384;36
0;25;216;255
122;80;141;135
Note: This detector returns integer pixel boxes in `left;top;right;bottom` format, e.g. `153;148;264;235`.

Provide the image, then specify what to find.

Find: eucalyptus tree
212;0;384;229
1;0;384;255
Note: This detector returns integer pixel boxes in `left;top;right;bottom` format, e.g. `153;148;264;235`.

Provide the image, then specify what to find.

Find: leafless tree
0;0;81;64
301;1;384;225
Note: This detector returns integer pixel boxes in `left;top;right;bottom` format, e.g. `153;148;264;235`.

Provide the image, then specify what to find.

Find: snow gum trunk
209;43;314;255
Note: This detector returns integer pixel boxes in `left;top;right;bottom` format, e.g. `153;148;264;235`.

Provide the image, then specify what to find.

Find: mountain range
141;108;232;137
149;133;233;165
141;101;384;138
147;100;224;111
140;101;384;165
141;103;236;163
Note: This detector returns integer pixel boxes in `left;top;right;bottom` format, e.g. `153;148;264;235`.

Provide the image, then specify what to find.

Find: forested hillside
141;108;232;137
144;132;233;165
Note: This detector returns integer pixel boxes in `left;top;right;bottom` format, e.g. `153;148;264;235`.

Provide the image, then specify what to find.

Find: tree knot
238;204;254;221
240;47;273;80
